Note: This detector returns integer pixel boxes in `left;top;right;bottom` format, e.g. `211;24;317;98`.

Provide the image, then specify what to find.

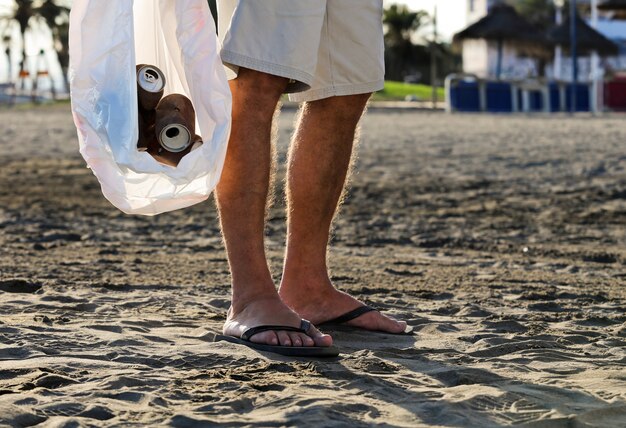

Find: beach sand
0;104;625;427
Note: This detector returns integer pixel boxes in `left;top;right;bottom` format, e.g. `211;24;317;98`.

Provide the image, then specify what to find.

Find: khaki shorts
218;0;385;102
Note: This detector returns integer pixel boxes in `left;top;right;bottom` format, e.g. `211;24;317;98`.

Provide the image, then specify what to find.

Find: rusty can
136;64;166;111
155;94;196;153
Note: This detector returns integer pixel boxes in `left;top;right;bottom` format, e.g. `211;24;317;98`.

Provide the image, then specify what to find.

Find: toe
277;330;292;346
290;333;304;347
300;333;315;347
250;331;279;345
389;318;409;334
306;324;333;347
376;313;408;334
344;311;408;334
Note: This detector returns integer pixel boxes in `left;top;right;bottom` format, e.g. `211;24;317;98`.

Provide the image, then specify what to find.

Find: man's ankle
279;276;336;302
230;287;281;315
282;260;329;281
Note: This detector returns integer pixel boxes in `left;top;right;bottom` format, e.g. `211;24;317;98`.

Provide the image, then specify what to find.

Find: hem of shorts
288;80;385;102
221;50;315;92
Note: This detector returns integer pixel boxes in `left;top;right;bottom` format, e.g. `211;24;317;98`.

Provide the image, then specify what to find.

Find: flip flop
214;319;340;358
319;305;414;335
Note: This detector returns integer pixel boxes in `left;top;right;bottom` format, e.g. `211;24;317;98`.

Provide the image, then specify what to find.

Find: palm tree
3;0;69;98
383;4;429;81
12;0;31;78
384;4;428;50
510;0;556;32
36;0;70;92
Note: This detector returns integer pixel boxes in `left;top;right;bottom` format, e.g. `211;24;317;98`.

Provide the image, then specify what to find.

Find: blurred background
0;0;625;111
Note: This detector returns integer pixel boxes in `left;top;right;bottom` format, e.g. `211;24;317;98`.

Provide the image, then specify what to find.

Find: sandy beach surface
0;104;625;427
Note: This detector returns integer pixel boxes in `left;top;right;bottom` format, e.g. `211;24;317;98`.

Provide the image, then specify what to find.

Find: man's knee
341;92;373;106
308;93;372;122
232;68;289;107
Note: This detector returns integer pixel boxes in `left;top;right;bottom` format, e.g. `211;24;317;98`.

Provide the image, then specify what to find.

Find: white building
462;0;537;78
461;0;626;80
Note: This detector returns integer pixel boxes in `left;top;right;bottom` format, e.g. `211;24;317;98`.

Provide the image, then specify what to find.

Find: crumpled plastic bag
69;0;231;215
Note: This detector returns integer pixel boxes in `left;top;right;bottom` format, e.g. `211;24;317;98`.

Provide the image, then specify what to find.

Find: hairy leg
216;68;331;347
279;94;407;333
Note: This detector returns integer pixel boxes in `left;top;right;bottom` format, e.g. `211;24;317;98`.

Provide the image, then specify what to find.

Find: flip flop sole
215;335;340;358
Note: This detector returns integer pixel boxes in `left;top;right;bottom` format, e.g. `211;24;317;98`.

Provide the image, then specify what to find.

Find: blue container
548;82;562;112
449;80;480;112
565;83;590;112
530;90;544;111
515;87;546;112
485;81;513;112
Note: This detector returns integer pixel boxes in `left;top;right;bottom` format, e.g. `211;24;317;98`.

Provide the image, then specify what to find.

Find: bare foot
279;278;408;334
223;295;333;347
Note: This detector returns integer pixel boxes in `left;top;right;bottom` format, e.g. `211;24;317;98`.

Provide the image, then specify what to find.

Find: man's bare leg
217;68;332;347
279;94;407;333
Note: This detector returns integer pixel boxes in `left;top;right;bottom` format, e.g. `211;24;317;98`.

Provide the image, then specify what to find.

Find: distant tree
508;0;589;31
13;0;33;75
384;4;428;45
508;0;555;31
4;0;69;95
7;0;37;99
383;4;429;81
37;0;70;91
383;4;460;83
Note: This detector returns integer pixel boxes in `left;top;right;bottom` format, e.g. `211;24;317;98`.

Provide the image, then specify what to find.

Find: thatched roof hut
547;13;619;56
453;3;547;78
453;4;545;45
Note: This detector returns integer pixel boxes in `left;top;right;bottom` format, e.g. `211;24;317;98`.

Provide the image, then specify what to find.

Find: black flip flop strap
325;305;377;325
241;319;312;341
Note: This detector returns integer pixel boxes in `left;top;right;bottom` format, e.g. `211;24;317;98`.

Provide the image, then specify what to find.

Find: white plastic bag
69;0;231;215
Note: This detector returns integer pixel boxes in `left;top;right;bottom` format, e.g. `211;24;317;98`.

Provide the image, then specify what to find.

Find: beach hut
453;3;545;79
548;12;619;112
547;12;619;56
